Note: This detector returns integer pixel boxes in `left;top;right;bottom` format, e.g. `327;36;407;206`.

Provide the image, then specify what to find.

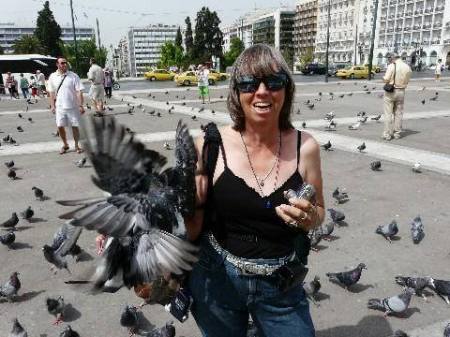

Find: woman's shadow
317;315;394;337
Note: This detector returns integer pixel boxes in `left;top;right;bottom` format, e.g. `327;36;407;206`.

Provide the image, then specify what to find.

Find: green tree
0;45;4;55
223;37;245;67
298;47;314;68
281;47;294;70
62;39;107;76
34;1;62;56
12;35;43;54
158;42;184;69
175;26;183;51
184;17;194;58
192;7;224;65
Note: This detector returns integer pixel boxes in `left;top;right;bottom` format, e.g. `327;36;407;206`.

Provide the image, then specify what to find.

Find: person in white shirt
87;58;105;114
36;70;47;97
435;59;442;82
196;64;210;104
48;57;85;154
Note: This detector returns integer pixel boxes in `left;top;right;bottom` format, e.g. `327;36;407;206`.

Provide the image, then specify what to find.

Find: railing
432;40;440;44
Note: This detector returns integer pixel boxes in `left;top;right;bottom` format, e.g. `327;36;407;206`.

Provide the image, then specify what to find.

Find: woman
104;67;113;99
186;44;325;337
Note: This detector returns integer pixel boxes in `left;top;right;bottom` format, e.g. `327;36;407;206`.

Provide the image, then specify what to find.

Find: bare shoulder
300;130;320;156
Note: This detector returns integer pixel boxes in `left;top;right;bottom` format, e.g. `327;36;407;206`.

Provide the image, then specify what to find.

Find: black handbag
383;63;396;92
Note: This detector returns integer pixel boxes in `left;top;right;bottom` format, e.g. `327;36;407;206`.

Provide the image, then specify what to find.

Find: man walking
435;58;443;82
36;70;47;97
87;58;105;115
196;64;210;104
382;53;412;140
19;73;30;100
48;57;85;154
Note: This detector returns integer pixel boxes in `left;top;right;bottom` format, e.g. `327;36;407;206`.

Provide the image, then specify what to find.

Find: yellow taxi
209;69;229;81
174;71;217;86
144;69;175;81
364;64;381;73
336;65;375;79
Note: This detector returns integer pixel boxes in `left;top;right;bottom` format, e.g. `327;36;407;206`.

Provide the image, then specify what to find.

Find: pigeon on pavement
8;169;17;180
427;278;450;305
444;323;450;337
309;227;323;252
32;186;45;201
20;207;34;221
1;213;19;230
46;296;65;325
120;305;139;336
9;318;28;337
304;276;321;304
367;287;415;317
357;142;366;152
411;215;424;244
142;321;176;337
326;263;367;289
412;162;422;173
371;114;381;121
321;221;335;240
395;276;433;301
59;325;80;337
328;208;345;224
0;231;16;248
332;188;349;204
0;272;21;302
75;158;86;168
375;220;398;243
4;160;14;169
321;141;332;151
370;161;381;171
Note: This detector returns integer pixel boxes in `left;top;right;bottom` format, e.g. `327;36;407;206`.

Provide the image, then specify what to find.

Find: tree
12;35;43;54
297;47;314;69
184;17;193;58
62;39;107;76
0;45;4;55
223;37;245;67
158;42;184;69
192;7;224;65
175;26;183;52
34;1;63;57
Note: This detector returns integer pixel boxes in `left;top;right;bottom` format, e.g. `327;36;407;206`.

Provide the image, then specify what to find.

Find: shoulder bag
383;63;396;92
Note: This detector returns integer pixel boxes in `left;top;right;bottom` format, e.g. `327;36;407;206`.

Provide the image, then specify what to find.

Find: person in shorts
196;64;210;104
36;70;47;97
87;58;105;114
48;57;85;154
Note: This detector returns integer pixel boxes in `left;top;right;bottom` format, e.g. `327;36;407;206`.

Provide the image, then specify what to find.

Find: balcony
423;23;432;29
444;39;450;44
434;22;442;28
432;40;440;45
435;5;444;11
414;9;423;14
404;26;411;30
405;11;413;16
424;8;432;13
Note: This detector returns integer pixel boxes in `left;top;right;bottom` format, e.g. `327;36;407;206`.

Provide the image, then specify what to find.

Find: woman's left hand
275;198;318;232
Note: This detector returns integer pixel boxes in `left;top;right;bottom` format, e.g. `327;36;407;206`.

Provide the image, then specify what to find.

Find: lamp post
325;0;331;82
69;0;79;74
367;0;379;80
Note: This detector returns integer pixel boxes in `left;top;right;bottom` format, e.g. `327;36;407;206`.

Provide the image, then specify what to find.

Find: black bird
4;160;14;168
42;220;83;274
411;215;424;244
191;115;197;120
28;117;33;123
375;220;398;242
332;188;349;204
8;169;17;180
0;272;21;302
9;317;28;337
143;321;176;337
46;296;65;325
301;121;306;128
328;208;345;224
156;112;161;117
371;114;381;121
20;207;34;221
120;305;139;336
395;276;433;300
421;99;426;105
444;324;450;337
132;95;137;99
370;160;381;171
304;276;321;304
17;126;24;132
1;213;19;230
18;113;23;118
75;157;86;168
56;117;199;292
321;140;332;151
32;186;45;200
427;278;450;305
429;95;438;101
326;263;367;289
59;325;80;337
357;142;366;152
0;231;15;248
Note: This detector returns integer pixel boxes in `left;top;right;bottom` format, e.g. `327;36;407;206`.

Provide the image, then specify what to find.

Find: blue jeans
189;237;315;337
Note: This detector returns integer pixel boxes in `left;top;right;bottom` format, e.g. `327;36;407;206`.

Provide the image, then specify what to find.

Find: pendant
260;180;265;187
265;200;272;209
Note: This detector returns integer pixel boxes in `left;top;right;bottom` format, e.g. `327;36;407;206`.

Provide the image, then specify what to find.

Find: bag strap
392;63;396;86
56;74;67;97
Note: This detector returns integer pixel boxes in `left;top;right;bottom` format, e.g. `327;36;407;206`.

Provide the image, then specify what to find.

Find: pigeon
163;142;172;150
75;157;86;168
328;208;345;224
1;213;19;230
338;94;344;98
4;160;14;168
120;305;139;336
370;160;381;171
304;276;321;304
0;231;16;248
27;117;33;123
357;111;366;117
347;92;353;96
367;287;415;317
412;162;421;173
165;90;169;95
8;169;17;180
321;141;332;151
46;296;65;325
395;276;433;300
42;220;83;274
375;220;399;242
301;121;306;128
357;142;366;152
17;126;24;132
56;117;199;292
332;188;349;204
324;111;335;120
32;186;45;201
9;318;28;337
391;330;408;337
198;107;204;113
107;106;114;111
191;115;197;120
0;272;21;302
411;215;424;244
359;116;368;123
307;103;315;110
427;278;450;305
321;221;335;240
18;113;23;118
20;207;34;221
86;103;91;110
348;122;360;130
421;99;425;105
326;263;367;289
132;95;137;99
59;325;80;337
303;99;311;105
429;95;438;101
325;120;337;130
371;114;381;121
309;227;323;252
444;324;450;337
143;321;176;337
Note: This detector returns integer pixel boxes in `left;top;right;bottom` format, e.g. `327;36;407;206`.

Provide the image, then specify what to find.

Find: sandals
76;148;84;154
60;145;69;154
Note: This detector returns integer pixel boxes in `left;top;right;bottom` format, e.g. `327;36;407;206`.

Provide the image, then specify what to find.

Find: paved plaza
1;76;450;337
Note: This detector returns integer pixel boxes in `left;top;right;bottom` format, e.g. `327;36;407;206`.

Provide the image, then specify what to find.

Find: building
293;0;319;68
126;24;178;77
113;36;130;77
0;23;94;54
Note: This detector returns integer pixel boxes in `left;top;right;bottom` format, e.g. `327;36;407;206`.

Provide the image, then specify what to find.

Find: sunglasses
235;72;288;93
59;61;67;65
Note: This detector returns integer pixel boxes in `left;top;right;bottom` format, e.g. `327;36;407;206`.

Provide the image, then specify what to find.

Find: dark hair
227;44;295;131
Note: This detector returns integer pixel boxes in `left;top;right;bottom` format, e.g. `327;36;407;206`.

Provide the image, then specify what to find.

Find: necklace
240;130;282;209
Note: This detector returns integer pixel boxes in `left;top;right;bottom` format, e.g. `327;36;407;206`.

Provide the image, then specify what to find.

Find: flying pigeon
411;215;424;244
368;287;415;317
9;318;28;337
375;220;398;243
395;276;433;301
46;296;65;325
0;272;21;302
56;116;199;292
370;161;381;171
326;263;367;289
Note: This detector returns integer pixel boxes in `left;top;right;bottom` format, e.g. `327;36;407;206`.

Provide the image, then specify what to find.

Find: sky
4;0;298;47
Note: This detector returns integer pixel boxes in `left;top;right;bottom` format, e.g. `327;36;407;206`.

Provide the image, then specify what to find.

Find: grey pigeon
326;263;367;289
143;321;176;337
1;213;19;230
328;208;345;224
371;114;381;121
375;220;398;243
395;276;433;300
0;272;21;301
0;231;16;248
357;142;366;152
4;160;14;168
59;325;80;337
304;276;321;304
444;323;450;337
367;287;415;317
332;187;349;204
56;117;199;292
9;318;28;337
8;169;16;180
75;157;86;168
32;186;45;200
411;215;424;244
120;305;139;336
42;220;83;274
309;227;323;252
370;161;381;171
46;296;65;325
321;141;332;151
20;206;34;221
427;278;450;305
321;221;335;240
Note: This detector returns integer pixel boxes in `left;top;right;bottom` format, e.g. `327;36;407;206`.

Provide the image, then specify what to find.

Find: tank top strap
296;130;302;166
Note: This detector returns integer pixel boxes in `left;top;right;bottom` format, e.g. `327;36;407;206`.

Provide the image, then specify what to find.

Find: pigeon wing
55;220;83;257
386;295;407;313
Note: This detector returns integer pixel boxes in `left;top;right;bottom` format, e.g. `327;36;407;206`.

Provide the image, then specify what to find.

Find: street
1;75;450;337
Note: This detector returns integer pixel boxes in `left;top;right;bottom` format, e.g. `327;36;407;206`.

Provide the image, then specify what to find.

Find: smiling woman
185;44;325;337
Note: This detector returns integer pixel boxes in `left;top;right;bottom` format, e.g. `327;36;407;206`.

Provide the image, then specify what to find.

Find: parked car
364;64;381;73
209;69;229;81
301;63;327;75
174;71;216;86
329;63;352;76
336;65;375;79
144;69;175;81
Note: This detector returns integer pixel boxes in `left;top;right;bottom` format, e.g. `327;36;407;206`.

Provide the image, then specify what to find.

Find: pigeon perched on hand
370;161;381;171
304;276;321;305
56;117;199;292
0;272;21;302
395;276;433;301
332;188;349;204
427;278;450;305
375;220;398;242
326;263;367;289
59;325;80;337
46;296;65;325
9;318;28;337
411;215;424;244
20;207;34;221
0;231;16;248
1;213;19;230
32;186;45;201
142;321;176;337
368;287;415;317
120;305;139;336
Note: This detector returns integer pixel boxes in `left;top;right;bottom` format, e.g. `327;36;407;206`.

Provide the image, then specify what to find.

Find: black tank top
209;130;308;259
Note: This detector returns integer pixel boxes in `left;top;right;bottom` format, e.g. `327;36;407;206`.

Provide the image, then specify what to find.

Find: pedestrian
435;58;443;82
36;70;47;97
19;73;30;100
30;75;38;102
5;72;18;99
47;57;85;154
87;58;105;115
186;44;324;337
196;64;210;104
103;67;113;99
382;52;412;141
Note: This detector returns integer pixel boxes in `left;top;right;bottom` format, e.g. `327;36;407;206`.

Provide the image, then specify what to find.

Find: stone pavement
1;77;450;337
